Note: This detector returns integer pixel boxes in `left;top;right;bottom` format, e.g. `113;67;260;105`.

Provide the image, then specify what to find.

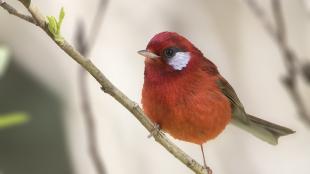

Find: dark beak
137;50;159;59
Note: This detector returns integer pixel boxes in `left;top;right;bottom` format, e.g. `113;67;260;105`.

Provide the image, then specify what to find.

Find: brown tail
231;114;295;145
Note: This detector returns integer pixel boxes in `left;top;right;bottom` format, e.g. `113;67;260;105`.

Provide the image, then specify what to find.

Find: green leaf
0;112;29;129
46;7;65;43
0;45;11;78
47;16;58;35
57;7;65;35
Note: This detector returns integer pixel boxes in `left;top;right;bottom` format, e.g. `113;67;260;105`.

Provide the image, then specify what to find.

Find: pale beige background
0;0;309;173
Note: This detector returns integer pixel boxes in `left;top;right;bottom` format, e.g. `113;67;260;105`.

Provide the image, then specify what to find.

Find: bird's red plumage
142;32;231;144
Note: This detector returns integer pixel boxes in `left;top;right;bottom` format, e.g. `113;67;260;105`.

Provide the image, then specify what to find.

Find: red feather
142;32;231;144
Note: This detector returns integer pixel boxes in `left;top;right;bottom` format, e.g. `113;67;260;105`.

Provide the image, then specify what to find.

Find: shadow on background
0;61;73;174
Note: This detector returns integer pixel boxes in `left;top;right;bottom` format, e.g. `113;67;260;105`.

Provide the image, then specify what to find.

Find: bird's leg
200;144;212;174
147;123;161;138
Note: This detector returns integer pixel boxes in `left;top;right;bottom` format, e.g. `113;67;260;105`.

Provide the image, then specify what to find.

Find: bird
138;31;295;173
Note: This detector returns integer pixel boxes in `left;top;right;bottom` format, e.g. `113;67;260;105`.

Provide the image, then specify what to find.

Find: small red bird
138;32;294;173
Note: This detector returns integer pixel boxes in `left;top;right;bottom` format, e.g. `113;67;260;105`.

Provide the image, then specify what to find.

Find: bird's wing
216;77;295;145
216;77;250;124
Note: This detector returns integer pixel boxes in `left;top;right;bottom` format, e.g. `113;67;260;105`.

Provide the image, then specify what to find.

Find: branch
0;1;208;173
246;0;310;126
245;0;276;37
75;1;109;174
78;61;107;174
0;1;36;25
85;0;108;51
76;23;107;174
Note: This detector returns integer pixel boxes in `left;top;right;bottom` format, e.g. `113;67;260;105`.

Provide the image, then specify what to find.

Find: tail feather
231;114;295;145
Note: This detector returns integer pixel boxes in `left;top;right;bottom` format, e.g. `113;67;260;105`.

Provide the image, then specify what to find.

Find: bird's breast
142;73;232;144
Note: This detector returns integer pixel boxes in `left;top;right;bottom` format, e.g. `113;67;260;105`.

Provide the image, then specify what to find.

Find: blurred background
0;0;310;173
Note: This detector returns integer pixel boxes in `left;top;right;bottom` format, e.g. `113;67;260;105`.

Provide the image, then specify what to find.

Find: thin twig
0;1;208;173
0;2;36;25
86;0;108;51
271;0;310;125
79;66;107;174
246;0;310;126
245;0;276;37
75;1;109;174
76;24;107;174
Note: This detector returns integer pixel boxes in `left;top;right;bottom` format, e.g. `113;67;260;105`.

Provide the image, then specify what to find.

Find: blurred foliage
47;7;65;42
0;47;29;130
0;60;73;174
0;45;10;77
0;112;29;129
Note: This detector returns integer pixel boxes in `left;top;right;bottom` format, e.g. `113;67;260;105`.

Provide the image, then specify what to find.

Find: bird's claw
204;166;212;174
147;123;161;138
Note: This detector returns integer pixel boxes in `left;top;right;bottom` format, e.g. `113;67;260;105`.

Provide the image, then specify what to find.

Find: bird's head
138;32;204;75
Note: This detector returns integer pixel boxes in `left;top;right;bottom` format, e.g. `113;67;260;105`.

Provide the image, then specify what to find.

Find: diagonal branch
0;1;209;173
245;0;310;126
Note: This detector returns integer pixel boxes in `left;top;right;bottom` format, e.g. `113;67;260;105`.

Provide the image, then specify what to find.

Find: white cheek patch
167;52;191;70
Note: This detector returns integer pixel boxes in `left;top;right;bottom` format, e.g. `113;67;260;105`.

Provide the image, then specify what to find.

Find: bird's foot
200;144;212;174
147;123;161;138
204;166;212;174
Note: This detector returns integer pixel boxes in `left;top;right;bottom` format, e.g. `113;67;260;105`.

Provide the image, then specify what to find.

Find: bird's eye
163;48;176;58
